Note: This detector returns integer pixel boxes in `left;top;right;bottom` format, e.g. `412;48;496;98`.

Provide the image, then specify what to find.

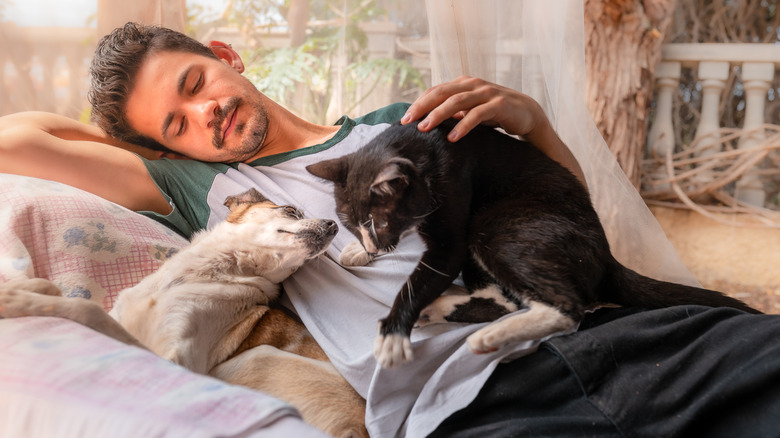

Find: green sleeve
138;157;233;238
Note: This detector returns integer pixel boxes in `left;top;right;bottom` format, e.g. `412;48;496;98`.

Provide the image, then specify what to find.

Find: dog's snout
324;219;338;234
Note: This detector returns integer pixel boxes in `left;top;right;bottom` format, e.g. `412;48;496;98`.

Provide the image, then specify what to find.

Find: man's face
125;50;268;162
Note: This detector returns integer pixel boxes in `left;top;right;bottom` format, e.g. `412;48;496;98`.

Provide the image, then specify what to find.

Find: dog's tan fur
0;188;367;438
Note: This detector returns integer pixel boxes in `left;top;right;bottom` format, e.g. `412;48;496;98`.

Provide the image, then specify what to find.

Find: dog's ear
306;158;348;185
224;188;269;211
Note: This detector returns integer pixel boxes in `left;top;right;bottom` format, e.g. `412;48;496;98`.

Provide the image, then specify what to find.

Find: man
1;23;779;437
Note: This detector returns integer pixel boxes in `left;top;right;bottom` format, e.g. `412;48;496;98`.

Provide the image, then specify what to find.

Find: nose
186;99;219;130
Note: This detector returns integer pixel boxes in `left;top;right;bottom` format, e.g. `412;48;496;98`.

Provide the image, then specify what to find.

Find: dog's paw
0;287;60;319
466;324;506;354
339;241;374;267
373;332;413;369
2;278;61;297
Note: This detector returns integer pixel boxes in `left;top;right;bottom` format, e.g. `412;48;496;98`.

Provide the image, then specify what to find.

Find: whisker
413;204;441;219
419;260;448;277
369;217;377;240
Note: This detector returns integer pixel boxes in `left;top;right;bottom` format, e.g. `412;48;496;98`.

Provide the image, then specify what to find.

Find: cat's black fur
306;118;760;368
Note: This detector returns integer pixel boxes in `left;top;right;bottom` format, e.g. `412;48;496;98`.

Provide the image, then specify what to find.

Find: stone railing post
693;61;730;159
734;62;775;206
646;61;681;159
645;61;681;191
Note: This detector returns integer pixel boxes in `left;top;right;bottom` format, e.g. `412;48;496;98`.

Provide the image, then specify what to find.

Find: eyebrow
161;65;194;139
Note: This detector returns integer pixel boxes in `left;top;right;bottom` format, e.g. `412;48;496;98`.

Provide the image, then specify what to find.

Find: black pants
430;306;780;437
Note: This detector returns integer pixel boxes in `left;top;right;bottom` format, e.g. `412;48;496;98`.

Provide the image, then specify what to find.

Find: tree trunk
584;0;677;188
287;0;310;47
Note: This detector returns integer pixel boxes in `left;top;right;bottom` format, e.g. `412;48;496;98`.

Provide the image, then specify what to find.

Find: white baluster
647;62;681;158
694;61;730;159
734;62;775;206
645;62;681;192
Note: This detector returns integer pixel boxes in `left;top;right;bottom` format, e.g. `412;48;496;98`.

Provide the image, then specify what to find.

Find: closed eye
177;116;186;136
277;229;294;234
279;206;304;219
192;74;203;94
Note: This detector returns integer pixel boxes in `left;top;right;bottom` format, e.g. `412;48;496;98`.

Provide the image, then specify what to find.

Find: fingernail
401;112;411;124
418;119;430;130
447;130;458;142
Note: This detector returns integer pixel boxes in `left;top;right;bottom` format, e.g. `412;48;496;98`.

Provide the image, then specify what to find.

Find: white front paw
339;241;374;266
373;332;413;369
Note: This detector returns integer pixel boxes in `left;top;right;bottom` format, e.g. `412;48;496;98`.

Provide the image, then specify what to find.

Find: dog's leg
212;345;368;438
0;278;145;349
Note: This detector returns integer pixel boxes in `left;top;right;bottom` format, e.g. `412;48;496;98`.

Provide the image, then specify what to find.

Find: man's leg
430;306;780;437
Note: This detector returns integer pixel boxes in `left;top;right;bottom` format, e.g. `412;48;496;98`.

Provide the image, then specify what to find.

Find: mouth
214;97;241;148
222;106;237;143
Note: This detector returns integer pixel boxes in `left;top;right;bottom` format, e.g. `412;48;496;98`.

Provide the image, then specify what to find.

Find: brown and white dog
0;188;367;438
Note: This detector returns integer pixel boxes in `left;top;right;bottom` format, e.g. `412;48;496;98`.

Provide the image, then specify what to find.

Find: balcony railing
643;43;780;226
0;24;95;119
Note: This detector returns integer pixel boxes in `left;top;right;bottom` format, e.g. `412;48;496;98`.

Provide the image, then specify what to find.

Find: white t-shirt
141;103;545;437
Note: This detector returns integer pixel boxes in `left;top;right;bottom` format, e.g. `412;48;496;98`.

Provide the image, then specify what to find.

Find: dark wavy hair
88;22;218;151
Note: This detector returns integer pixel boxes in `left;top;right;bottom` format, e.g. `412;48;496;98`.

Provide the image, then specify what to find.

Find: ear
224;188;269;210
306;159;347;184
208;41;245;73
371;158;414;196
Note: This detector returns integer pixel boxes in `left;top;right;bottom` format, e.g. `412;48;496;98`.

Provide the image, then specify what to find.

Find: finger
416;91;490;133
402;77;476;125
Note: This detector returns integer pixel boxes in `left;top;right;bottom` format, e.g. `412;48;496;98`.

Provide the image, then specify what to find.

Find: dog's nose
324;219;338;234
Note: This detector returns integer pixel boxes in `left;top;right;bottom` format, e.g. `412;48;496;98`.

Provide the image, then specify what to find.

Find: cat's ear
307;159;347;184
371;158;415;197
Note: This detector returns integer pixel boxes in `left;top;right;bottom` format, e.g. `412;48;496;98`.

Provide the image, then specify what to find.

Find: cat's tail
604;262;762;314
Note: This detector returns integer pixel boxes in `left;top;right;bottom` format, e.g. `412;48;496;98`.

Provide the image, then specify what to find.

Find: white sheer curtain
425;0;696;285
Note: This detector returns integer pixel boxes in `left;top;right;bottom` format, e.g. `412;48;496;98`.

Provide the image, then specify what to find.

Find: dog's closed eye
279;206;305;219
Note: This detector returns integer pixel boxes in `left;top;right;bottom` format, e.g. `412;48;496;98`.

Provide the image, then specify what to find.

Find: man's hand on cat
339;241;375;266
401;75;544;142
403;75;587;187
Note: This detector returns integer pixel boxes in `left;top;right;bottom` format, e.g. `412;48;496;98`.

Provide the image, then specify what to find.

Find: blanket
0;174;320;437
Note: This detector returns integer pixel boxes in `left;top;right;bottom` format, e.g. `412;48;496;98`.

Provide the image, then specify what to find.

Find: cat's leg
467;299;576;353
417;284;520;327
464;200;598;353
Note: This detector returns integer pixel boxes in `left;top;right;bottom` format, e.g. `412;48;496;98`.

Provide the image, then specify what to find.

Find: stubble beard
212;96;268;162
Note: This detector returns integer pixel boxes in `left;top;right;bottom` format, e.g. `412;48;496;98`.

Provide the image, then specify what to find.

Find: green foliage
186;0;426;124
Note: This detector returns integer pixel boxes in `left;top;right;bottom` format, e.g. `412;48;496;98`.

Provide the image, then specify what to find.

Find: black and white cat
306;118;760;369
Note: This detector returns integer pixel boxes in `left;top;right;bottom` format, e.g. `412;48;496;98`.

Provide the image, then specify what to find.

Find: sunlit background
0;0;430;124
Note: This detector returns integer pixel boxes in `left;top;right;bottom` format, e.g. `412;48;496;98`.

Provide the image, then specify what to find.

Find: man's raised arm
0;111;171;214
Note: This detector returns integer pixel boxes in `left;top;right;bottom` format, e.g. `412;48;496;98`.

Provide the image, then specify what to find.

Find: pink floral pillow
0;174;188;311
